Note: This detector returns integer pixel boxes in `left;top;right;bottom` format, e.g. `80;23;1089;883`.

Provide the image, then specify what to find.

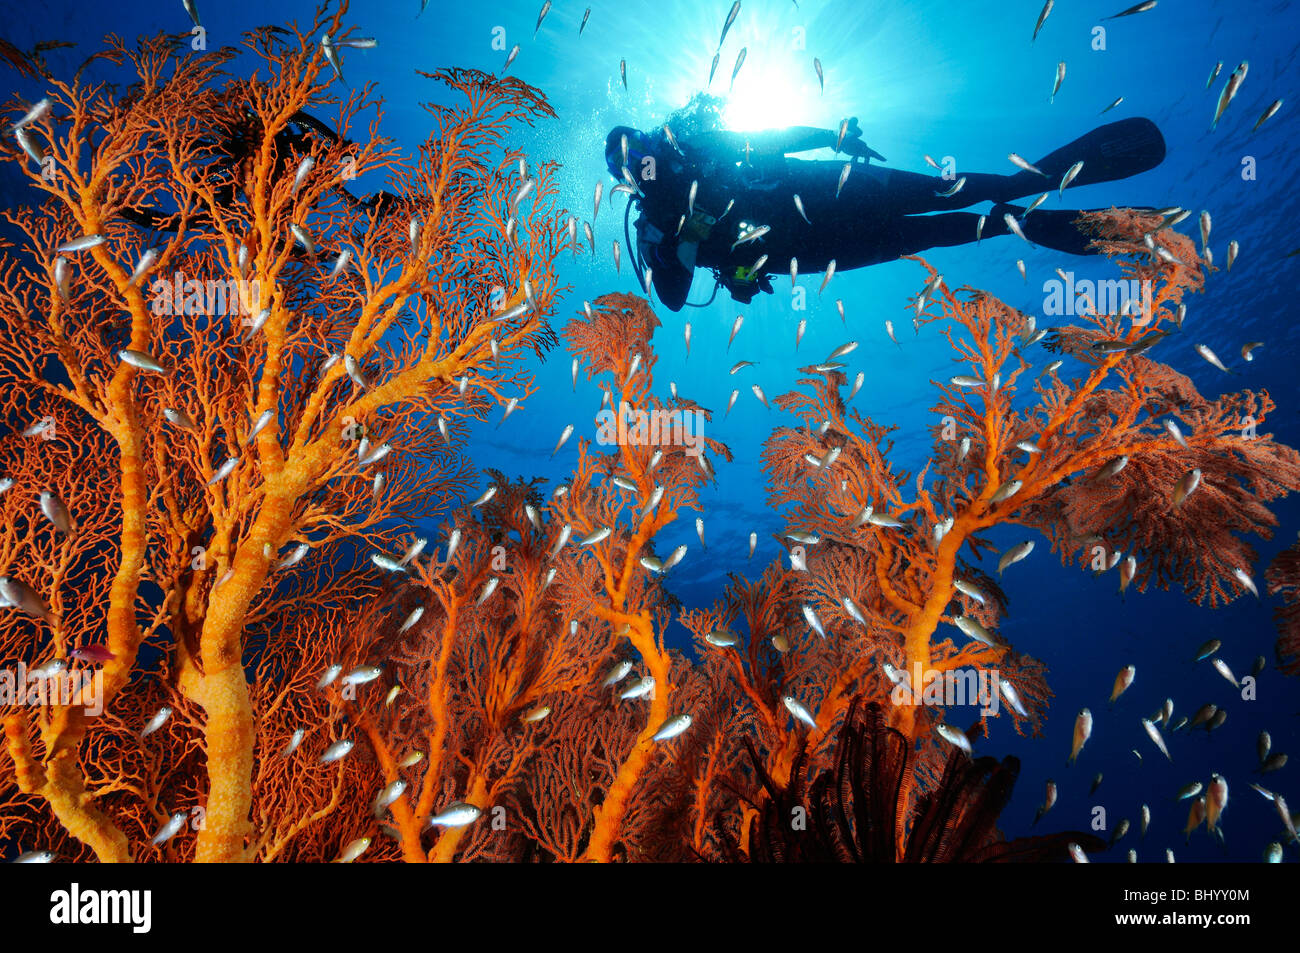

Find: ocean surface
2;0;1297;862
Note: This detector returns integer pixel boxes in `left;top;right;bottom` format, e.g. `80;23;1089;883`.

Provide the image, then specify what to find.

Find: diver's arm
689;127;831;159
689;123;883;161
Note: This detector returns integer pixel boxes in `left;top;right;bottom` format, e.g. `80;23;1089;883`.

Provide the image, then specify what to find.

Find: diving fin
1038;117;1165;188
1004;118;1166;199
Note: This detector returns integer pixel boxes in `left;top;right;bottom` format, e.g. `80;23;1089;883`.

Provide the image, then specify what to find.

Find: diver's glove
838;117;887;163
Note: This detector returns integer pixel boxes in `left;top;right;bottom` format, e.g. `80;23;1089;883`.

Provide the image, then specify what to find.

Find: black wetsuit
629;118;1166;312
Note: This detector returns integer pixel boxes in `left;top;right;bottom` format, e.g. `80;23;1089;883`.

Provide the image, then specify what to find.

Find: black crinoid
741;698;1105;862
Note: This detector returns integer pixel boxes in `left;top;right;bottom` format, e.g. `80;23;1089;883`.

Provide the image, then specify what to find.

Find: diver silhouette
605;117;1166;312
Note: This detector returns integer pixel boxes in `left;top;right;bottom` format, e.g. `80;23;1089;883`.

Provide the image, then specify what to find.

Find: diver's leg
888;212;992;255
862;167;1022;214
889;207;1104;257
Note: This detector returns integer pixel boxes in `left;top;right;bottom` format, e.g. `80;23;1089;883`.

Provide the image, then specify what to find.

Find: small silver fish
320;738;355;764
1050;61;1066;103
1001;680;1030;718
502;44;520;74
1008;153;1046;176
141;706;172;738
579;526;611;546
1164;418;1188;448
989;478;1022;504
1212;61;1248;131
1172;468;1201;506
120;349;170;373
549;523;572;558
1103;0;1158;19
343;665;383;686
730;47;747;88
13;850;56;863
1212;657;1238;688
728;314;744;350
14;126;45;166
335;837;371;863
730;224;769;252
954;615;998;647
534;0;552;35
373;779;408;817
819;259;836;295
477;577;499;606
935;723;972;756
290;222;316;257
998;540;1034;575
1226;239;1239;271
245;409;274;445
1206;61;1223;89
521;705;551;724
641;485;664;517
836;162;851;199
1195;343;1229;372
783;695;818;730
10;96;50;133
793;194;811;225
398;536;427;567
1141;718;1172;761
397;606;424;634
602;661;634;689
151;811;188;846
619;676;655;700
653;714;692;741
953;578;986;604
371;554;408;574
1032;0;1054;41
57;234;105;254
802;604;827;639
276;543;309;572
580;7;591;34
427;802;482;828
1004;213;1030;244
38;491;71;534
1252;99;1282;133
1233;567;1258;598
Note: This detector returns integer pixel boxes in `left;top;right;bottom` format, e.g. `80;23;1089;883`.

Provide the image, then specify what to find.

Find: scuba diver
605;116;1166;312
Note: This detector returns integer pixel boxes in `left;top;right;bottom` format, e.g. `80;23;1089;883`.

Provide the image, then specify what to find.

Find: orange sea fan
0;7;566;863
